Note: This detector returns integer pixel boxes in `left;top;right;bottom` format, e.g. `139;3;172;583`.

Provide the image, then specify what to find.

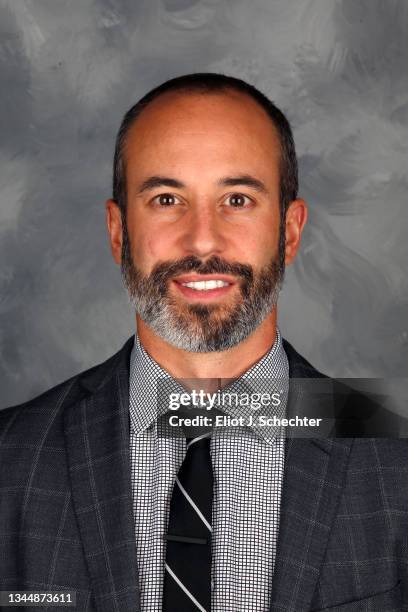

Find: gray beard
120;222;285;353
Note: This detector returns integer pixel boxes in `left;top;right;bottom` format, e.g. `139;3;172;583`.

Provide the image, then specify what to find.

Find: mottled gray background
1;0;407;409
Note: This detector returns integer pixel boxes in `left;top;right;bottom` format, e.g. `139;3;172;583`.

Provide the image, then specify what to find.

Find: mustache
148;255;254;287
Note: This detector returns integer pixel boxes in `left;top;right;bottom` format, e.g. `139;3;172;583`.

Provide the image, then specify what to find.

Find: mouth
172;274;237;301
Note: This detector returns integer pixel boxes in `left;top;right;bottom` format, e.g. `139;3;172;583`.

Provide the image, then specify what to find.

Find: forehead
123;90;281;180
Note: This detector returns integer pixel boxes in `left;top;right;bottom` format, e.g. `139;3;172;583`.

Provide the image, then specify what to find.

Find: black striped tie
163;430;213;611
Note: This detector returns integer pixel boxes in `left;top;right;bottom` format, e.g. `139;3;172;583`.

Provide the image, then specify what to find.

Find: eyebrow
136;174;268;195
137;176;185;193
218;175;268;194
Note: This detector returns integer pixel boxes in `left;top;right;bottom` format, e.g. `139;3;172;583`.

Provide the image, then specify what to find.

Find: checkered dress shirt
129;329;289;611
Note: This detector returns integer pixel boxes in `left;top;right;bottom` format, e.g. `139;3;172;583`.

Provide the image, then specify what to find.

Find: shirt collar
129;329;289;445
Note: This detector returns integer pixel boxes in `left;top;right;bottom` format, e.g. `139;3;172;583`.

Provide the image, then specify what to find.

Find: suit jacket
0;336;407;611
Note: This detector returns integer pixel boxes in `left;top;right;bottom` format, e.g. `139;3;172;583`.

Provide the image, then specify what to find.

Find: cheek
241;242;275;267
132;231;175;270
232;224;278;265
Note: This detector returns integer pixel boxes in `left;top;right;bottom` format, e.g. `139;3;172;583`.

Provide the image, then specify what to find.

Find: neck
135;309;278;381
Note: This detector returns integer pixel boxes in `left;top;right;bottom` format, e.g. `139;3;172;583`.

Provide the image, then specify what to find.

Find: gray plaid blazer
0;336;407;611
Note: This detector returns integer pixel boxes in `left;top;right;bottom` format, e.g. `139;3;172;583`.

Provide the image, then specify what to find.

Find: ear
105;199;123;265
284;198;308;265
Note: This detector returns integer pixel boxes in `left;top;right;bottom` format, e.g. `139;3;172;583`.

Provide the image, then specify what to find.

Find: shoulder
0;336;135;443
282;338;407;438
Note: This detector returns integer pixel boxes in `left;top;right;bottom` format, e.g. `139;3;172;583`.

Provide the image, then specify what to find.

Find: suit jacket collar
271;339;354;611
63;336;140;612
63;335;353;611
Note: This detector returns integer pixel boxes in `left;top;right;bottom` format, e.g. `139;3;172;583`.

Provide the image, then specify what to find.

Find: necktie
162;426;213;612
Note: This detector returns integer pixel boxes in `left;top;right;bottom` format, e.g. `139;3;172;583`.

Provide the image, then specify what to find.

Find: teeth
181;280;230;290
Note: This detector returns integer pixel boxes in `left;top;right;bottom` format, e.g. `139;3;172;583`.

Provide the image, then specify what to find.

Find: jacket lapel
63;337;140;612
270;341;354;611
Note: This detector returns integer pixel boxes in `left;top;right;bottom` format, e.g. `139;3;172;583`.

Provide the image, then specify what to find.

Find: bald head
112;73;298;219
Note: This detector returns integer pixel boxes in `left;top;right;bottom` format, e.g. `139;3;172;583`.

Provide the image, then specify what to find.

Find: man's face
115;91;288;352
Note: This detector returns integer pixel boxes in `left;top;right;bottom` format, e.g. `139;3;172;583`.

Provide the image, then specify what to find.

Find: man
0;73;407;611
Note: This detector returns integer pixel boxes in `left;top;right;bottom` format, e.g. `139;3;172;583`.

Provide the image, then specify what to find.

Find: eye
152;193;181;207
225;193;253;208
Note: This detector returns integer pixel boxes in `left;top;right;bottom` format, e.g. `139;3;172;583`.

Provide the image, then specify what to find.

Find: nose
180;204;225;259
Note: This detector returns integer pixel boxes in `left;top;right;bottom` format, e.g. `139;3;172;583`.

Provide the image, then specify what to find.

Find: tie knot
158;404;214;441
172;405;213;441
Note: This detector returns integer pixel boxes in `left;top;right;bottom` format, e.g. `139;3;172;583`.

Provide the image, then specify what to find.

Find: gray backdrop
1;0;407;409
